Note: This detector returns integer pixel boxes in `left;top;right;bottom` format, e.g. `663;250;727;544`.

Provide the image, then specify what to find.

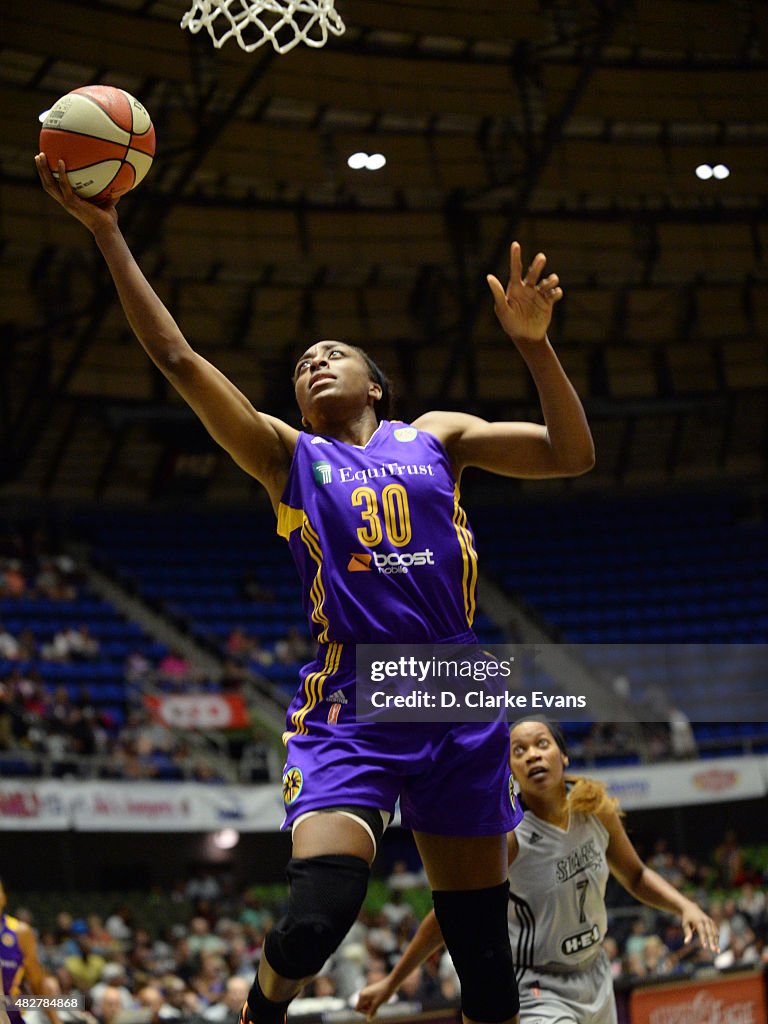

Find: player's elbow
558;444;595;476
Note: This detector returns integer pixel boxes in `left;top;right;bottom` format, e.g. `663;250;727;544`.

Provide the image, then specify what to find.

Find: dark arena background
1;4;767;1024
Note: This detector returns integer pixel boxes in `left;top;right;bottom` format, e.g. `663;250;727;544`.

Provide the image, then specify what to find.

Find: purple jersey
277;420;478;644
0;913;24;1024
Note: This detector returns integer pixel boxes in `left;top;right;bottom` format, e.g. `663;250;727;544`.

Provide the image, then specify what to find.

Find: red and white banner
0;781;286;831
0;781;70;830
630;969;767;1024
589;756;766;810
144;693;249;729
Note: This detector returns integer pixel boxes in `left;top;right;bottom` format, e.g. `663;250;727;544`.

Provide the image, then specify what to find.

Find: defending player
357;717;719;1024
35;153;595;1024
0;881;62;1024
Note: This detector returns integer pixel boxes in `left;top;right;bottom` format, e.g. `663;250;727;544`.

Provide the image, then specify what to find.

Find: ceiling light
695;164;713;180
347;152;387;171
212;828;240;850
712;164;730;179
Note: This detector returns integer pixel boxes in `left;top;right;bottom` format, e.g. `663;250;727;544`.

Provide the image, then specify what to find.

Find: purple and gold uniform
0;913;25;1024
276;420;521;835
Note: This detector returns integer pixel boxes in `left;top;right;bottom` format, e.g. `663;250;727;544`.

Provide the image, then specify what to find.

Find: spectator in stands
225;628;256;665
104;907;134;944
201;976;250;1021
714;829;747;888
737;882;766;927
185;874;222;904
43;625;100;663
0;623;20;660
247;639;275;670
136;985;181;1022
667;707;697;759
63;935;107;992
379;891;412;931
0;678;16;748
90;964;133;1011
124;650;154;685
385;859;427;893
187;918;225;957
191;950;228;1007
91;985;126;1024
272;626;313;666
85;918;115;958
642;936;676;978
0;560;27;599
34;561;76;602
289;974;346;1016
157;650;193;689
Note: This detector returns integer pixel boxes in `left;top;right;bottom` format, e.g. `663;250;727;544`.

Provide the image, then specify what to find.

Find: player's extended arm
355;910;445;1021
34;155;297;506
17;924;63;1024
415;242;594;478
601;809;719;952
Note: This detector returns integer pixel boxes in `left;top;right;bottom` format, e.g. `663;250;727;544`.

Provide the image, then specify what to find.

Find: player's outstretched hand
35;154;119;235
487;240;563;345
681;901;720;953
355;977;395;1020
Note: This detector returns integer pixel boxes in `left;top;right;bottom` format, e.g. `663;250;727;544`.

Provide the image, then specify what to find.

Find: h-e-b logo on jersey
561;924;600;956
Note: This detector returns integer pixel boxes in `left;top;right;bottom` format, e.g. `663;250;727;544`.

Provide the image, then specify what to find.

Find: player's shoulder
412;410;482;436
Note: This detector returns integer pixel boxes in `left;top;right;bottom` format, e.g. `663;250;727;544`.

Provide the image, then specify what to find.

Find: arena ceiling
2;0;768;503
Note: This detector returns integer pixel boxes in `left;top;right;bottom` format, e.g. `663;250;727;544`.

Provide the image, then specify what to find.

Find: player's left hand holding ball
487;240;563;345
35;154;119;235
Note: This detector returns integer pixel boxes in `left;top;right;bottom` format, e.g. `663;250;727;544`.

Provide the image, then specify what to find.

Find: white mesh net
180;0;346;54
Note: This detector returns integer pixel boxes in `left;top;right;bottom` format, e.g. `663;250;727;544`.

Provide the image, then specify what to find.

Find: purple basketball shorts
280;643;522;836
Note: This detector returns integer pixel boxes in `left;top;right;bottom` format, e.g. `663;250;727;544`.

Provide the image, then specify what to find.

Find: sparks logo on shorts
347;552;372;572
282;766;303;805
327;703;342;725
311;460;333;485
393;426;417;442
508;773;519;814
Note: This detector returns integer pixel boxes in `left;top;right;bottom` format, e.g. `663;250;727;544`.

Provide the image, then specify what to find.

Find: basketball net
180;0;345;53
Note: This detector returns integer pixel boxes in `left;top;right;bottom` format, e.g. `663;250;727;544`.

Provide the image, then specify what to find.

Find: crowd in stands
8;833;768;1024
0;532;296;780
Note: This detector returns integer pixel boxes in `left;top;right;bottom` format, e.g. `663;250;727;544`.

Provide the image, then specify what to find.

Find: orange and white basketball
39;85;155;203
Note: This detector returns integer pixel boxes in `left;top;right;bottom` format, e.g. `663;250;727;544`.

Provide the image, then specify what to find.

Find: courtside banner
629;968;767;1024
143;693;249;729
586;756;766;811
71;782;285;831
0;781;69;829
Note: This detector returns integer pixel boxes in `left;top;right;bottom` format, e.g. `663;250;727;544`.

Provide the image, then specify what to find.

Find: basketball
39;85;155;202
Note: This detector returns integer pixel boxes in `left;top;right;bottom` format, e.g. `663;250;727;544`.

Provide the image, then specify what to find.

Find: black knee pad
433;882;519;1023
264;854;369;979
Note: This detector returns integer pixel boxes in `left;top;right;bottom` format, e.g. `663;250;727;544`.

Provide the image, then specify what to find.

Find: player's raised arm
415;242;594;479
34;154;297;508
16;922;63;1024
356;910;445;1020
600;806;720;952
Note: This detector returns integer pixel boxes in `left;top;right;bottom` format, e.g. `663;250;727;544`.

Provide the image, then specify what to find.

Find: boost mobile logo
347;549;436;574
311;460;333;485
